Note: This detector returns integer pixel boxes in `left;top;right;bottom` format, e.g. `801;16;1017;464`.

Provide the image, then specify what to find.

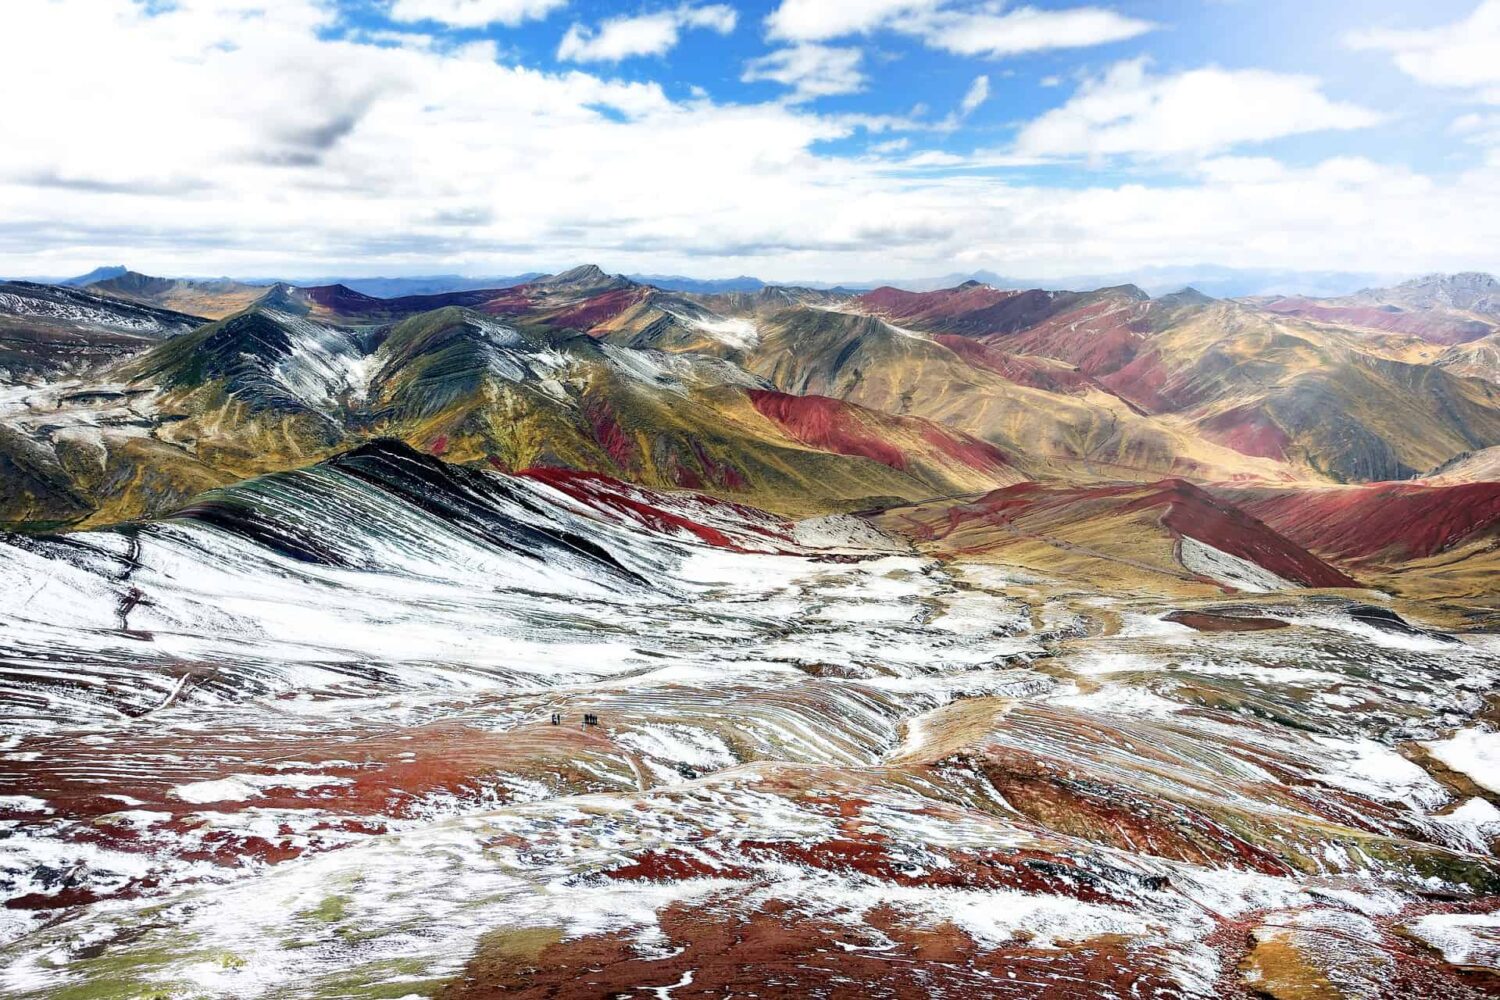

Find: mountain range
17;262;1414;300
4;257;1500;997
1;262;1496;599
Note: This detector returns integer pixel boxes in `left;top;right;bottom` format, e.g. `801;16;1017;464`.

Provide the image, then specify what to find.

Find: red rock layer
1224;481;1500;564
748;389;1013;475
933;480;1358;589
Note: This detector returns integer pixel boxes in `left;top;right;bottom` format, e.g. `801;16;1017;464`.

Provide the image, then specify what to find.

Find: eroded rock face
0;454;1497;999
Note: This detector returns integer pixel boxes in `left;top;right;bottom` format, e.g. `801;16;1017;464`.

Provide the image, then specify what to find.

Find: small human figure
550;712;560;725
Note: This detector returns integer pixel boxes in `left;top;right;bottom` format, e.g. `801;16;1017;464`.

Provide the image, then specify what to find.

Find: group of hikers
550;711;599;726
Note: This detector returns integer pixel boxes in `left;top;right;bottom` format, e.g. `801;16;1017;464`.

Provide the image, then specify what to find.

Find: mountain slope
0;296;1024;528
0;281;203;380
742;304;1290;483
875;478;1359;595
88;270;268;319
1251;272;1500;347
1212;479;1500;599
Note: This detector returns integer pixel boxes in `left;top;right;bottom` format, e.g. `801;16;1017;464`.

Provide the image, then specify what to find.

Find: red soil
1164;611;1290;632
583;400;638;470
1099;350;1173;413
0;718;589;912
749;390;907;469
933;334;1096;393
547;287;644;332
689;440;748;491
1198;404;1291;460
1259;298;1492;346
1223;481;1500;564
441;900;1214;999
930;480;1357;588
858;283;1019;323
1134;480;1358;588
303;284;387;315
997;296;1150;377
748;389;1011;474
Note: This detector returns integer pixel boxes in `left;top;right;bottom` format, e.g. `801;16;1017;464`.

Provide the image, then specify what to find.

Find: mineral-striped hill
2;267;1499;997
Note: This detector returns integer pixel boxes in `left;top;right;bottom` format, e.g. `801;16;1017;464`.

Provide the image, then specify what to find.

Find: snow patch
1423;726;1500;794
1179;536;1298;593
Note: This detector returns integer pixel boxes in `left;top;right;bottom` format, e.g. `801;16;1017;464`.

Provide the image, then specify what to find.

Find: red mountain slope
747;389;1016;478
881;479;1357;590
1218;481;1500;564
1258;297;1492;346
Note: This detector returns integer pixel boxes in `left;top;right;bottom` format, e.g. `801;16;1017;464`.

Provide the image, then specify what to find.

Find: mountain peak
1402;271;1499;290
60;264;129;287
538;264;627;291
1364;271;1500;315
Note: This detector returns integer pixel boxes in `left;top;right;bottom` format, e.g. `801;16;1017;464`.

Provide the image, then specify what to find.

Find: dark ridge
1348;604;1458;644
163;491;349;566
326;439;650;586
1156;287;1215;307
89;270;179;297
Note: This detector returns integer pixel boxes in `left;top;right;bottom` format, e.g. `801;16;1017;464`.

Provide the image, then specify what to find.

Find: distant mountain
58;264;128;287
268;273;543;298
88;270;266;319
7;263;1500;540
862;266;1401;298
1251;271;1500;348
39;263;1413;302
626;274;767;294
1351;271;1500;316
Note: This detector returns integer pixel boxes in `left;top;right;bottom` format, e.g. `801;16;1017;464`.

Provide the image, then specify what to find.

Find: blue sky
2;0;1498;282
350;0;1482;175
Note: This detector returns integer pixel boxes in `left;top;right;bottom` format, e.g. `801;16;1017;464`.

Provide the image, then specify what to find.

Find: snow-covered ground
0;467;1497;997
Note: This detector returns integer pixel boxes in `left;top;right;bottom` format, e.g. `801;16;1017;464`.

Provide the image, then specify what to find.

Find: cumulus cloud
918;5;1154;57
1347;0;1500;104
1014;59;1382;159
389;0;568;28
766;0;941;41
0;0;1496;282
742;45;867;100
765;0;1153;57
558;4;736;63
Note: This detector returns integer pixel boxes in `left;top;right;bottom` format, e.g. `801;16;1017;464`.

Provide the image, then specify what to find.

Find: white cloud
389;0;568;28
919;5;1154;58
766;0;940;42
934;74;991;130
742;45;866;100
764;0;1153;57
960;74;991;116
0;0;1497;283
1014;59;1382;159
1347;1;1500;104
558;4;736;63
